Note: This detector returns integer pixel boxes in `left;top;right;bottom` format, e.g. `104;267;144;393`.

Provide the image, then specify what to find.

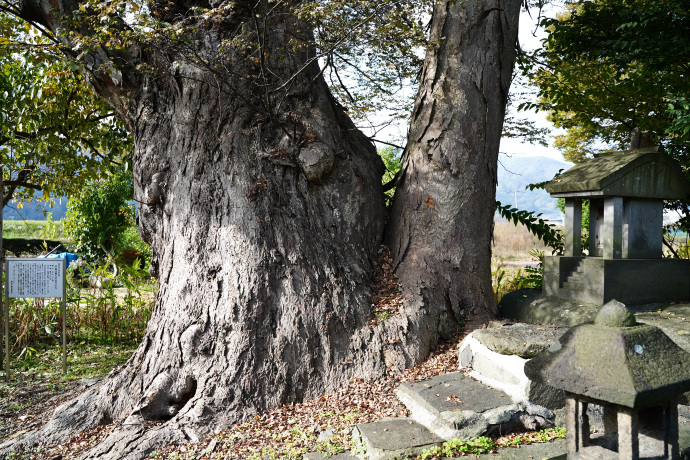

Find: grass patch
1;340;136;385
3;219;66;241
0;340;137;446
418;428;566;459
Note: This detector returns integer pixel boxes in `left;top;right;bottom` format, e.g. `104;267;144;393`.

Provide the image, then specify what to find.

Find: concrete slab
396;372;527;440
499;290;690;331
636;304;690;352
353;418;443;460
498;289;600;327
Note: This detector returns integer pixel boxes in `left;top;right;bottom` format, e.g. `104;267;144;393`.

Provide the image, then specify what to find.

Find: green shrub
117;226;152;270
63;170;135;262
42;212;65;240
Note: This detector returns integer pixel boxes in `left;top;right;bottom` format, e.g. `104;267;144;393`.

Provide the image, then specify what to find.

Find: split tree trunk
5;0;520;458
386;0;520;362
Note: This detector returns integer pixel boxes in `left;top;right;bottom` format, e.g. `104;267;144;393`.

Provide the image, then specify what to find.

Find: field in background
5;219;553;257
3;219;66;241
493;218;550;260
3;218;552;305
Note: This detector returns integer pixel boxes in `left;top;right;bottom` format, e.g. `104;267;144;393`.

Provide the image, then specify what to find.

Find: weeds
420;437;496;458
419;428;566;459
492;249;544;302
497;426;566;447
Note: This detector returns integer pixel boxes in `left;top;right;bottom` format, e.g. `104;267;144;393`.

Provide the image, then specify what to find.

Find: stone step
566;270;584;281
569;266;585;275
351;418;444;460
395;372;552;442
562;261;586;287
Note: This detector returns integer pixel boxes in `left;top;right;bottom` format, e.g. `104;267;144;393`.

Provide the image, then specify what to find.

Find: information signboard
7;258;64;298
4;258;67;379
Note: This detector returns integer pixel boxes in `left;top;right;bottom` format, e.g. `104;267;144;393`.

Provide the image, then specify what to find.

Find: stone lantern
542;146;690;305
526;301;690;459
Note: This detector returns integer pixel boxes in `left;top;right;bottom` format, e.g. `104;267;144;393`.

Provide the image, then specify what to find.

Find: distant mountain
496;154;571;221
3;192;68;221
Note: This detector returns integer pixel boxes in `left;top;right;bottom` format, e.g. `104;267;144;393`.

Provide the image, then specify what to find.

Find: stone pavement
396;372;552;440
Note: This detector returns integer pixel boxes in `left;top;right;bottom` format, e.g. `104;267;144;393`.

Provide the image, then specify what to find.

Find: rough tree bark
2;0;519;458
386;0;520;363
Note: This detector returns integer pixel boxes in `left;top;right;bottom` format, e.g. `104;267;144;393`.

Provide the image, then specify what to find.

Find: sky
499;6;569;163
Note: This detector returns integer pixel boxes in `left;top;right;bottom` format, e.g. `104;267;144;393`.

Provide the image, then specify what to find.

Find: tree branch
3;180;42;191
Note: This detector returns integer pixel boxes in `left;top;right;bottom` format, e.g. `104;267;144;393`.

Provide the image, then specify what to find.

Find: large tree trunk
7;1;395;458
4;0;519;458
386;0;520;361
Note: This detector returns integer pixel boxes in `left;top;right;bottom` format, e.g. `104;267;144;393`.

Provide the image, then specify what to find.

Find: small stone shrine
542;146;690;305
526;301;690;459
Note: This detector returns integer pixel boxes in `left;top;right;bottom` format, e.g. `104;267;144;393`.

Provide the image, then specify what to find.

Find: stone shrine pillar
603;197;623;259
564;198;582;257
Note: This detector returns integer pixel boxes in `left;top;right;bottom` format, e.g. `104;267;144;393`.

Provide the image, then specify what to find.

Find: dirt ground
0;380;81;444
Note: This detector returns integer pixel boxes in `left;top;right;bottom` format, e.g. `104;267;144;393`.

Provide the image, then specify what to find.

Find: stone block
395;372;526;440
498;289;600;327
458;332;564;410
543;255;690;305
471;323;566;359
352;418;443;460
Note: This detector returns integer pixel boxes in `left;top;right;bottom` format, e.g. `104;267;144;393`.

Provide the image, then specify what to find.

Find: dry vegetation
492;218;550;260
4;322;490;460
491;218;556;302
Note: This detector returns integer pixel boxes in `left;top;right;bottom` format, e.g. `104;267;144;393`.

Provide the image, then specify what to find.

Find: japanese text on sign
7;259;64;298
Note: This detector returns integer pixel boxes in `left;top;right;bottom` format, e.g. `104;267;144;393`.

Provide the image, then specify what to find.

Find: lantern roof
545;147;690;200
525;300;690;408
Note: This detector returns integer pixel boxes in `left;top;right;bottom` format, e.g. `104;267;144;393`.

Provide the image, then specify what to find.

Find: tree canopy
0;0;431;211
0;10;132;208
521;0;690;163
